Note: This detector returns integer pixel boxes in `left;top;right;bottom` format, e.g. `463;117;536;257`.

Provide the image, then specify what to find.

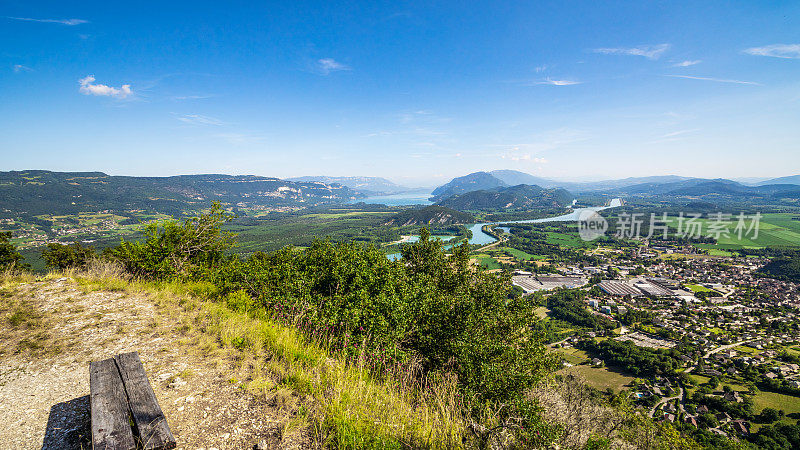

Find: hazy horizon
2;1;799;186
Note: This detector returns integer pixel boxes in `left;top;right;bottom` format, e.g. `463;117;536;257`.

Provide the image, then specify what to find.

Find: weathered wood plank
90;358;137;450
114;352;176;450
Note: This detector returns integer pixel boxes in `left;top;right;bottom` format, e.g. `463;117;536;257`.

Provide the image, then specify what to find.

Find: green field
665;213;800;250
753;391;800;416
684;284;715;293
558;364;636;393
501;247;546;261
545;231;588;248
473;254;501;270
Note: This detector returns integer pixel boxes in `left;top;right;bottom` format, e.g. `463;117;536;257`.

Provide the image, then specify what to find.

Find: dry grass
531;375;700;450
63;265;469;449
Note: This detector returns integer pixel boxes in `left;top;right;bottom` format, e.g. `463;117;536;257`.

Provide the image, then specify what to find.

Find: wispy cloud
501;148;548;163
317;58;350;75
744;44;800;59
651;128;700;144
534;78;582;86
172;94;214;101
660;129;699;139
7;16;88;26
212;133;265;145
177;114;223;125
673;60;701;67
593;44;670;59
13;64;33;73
79;75;133;98
664;74;761;86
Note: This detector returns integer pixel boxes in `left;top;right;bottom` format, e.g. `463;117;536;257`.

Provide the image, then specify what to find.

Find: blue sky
2;1;799;186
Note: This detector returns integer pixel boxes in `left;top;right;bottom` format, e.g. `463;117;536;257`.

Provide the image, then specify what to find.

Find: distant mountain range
617;178;800;200
430;170;714;198
0;170;361;217
756;175;800;186
287;176;407;195
431;170;800;204
437;184;573;211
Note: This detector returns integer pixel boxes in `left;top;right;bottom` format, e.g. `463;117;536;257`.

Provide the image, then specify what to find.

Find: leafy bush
107;202;235;279
0;231;25;269
41;242;96;270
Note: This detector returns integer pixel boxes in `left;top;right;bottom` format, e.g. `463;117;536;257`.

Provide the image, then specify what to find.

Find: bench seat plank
114;352;176;450
90;358;137;450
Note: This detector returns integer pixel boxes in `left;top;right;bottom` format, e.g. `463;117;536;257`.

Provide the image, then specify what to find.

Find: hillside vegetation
383;205;475;226
437;184;573;211
0;170;360;217
0;203;702;449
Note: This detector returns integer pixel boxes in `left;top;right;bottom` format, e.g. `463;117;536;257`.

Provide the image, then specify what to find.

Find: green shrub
106;202;235;279
41;242;96;270
0;231;26;269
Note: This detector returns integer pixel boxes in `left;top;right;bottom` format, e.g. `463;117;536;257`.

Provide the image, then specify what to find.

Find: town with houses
512;241;800;439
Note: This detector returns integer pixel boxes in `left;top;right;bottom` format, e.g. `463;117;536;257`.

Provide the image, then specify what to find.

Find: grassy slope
18;269;467;449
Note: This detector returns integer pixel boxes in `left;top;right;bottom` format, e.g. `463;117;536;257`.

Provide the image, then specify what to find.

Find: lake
349;190;432;206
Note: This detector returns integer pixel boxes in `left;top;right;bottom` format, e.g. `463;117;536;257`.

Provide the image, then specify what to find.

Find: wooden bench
90;352;176;450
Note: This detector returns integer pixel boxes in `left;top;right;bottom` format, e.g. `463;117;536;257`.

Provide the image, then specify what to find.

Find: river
466;198;623;245
386;198;622;259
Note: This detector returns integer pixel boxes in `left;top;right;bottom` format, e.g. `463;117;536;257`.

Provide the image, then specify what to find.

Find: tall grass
68;265;469;448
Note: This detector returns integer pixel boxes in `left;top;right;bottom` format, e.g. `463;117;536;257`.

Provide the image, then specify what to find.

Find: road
651;339;755;419
704;339;754;359
649;386;685;418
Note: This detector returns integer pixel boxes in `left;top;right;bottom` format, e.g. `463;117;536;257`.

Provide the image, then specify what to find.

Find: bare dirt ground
0;277;303;450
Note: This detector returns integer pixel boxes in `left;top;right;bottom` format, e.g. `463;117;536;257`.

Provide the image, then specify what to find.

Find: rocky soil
0;277;304;449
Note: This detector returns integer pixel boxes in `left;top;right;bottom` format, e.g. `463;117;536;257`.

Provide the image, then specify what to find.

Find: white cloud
535;77;582;86
79;75;133;98
7;16;87;25
744;44;800;59
317;58;350;75
665;74;761;86
534;65;548;73
13;64;32;73
177;114;223;125
593;44;670;60
673;60;701;67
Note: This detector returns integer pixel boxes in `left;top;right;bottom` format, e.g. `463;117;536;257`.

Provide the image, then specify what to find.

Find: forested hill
0;170;361;216
383;205;474;226
437;184;573;211
286;175;406;195
429;171;506;202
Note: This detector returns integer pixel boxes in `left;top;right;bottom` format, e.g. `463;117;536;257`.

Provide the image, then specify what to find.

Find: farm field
557;364;636;393
753;391;800;418
501;247;545;261
664;213;800;250
545;231;589;248
472;254;501;270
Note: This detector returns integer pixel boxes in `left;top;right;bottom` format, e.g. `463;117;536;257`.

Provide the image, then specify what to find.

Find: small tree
759;407;780;424
108;202;236;279
42;242;96;271
0;231;26;269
